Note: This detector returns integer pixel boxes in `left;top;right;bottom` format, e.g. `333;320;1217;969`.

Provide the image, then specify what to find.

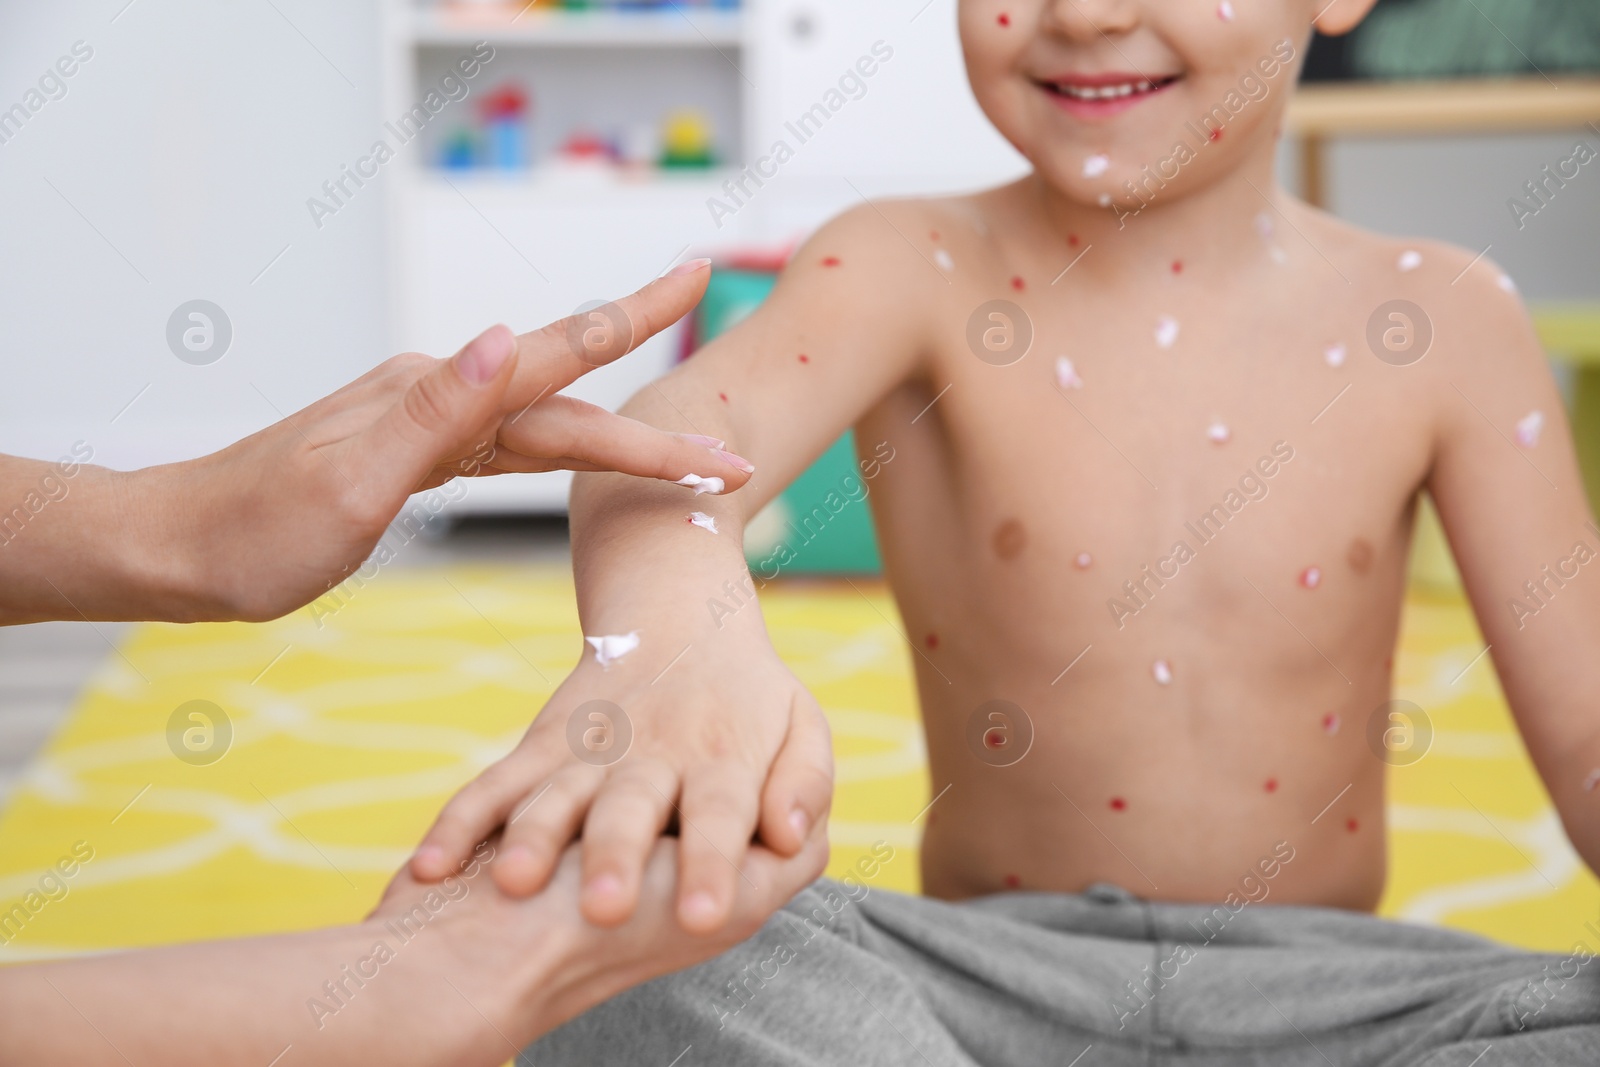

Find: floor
0;514;570;811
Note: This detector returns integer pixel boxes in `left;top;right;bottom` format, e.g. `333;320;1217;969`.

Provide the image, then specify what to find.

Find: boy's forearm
0;458;209;626
570;469;772;650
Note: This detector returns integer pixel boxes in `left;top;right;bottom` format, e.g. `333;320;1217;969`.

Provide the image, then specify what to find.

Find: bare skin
417;0;1600;925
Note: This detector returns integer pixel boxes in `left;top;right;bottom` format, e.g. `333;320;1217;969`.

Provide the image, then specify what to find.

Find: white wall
0;0;387;470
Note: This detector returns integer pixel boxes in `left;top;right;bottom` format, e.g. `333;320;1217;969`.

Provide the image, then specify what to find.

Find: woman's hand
22;260;751;625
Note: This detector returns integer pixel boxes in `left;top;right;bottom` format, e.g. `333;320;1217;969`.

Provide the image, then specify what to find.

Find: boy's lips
1035;72;1182;119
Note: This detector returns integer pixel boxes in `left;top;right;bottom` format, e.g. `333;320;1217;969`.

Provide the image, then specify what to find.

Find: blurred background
2;0;1600;970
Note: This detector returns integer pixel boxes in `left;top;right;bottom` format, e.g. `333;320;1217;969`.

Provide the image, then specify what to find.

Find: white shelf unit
381;0;1025;514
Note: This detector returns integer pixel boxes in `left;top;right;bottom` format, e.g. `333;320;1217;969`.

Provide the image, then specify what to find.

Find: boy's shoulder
1298;205;1529;346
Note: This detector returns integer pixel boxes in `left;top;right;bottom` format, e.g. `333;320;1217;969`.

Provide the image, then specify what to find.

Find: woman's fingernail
716;449;755;474
682;891;718;923
788;808;809;839
681;433;726;449
668;257;713;277
587;873;622;898
456;324;513;385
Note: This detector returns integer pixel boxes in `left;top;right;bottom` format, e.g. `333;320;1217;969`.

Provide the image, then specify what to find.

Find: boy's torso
857;184;1453;911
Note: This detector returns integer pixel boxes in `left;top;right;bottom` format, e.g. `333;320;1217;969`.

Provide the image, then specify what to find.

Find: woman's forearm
0;456;202;626
0;920;539;1067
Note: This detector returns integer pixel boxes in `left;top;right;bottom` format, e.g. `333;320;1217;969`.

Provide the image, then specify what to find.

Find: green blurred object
1353;0;1600;81
693;268;884;575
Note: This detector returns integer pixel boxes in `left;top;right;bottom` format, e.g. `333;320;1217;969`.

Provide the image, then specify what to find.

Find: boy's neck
1023;148;1292;277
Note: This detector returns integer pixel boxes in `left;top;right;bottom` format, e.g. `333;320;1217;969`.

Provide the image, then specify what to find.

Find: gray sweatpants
525;879;1600;1066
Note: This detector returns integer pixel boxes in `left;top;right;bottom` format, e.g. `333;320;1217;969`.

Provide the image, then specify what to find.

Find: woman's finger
501;260;712;411
493;394;753;490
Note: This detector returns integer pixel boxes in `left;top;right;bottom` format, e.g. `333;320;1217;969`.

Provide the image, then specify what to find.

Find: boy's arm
1428;259;1600;873
412;204;934;932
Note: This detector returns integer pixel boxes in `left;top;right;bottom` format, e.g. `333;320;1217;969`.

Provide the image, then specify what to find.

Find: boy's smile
1033;71;1184;120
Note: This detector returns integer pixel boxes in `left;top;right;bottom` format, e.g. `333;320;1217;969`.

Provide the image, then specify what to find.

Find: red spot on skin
1322;712;1341;736
1299;566;1322;589
1171;260;1183;274
1068;233;1080;247
930;230;941;241
1347;538;1374;574
985;729;1006;749
1010;275;1026;292
925;632;939;650
1209;128;1223;142
1109;797;1127;811
997;12;1010;26
1265;778;1279;793
1003;873;1021;889
1346;817;1359;833
821;256;841;267
718;392;729;403
798;353;810;364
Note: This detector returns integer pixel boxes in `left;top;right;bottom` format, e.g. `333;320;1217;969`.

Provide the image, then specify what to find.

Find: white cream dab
1324;342;1347;368
934;248;955;271
1083;154;1110;178
585;632;640;668
1207;421;1231;444
1254;212;1274;240
1155;315;1180;349
1074;552;1093;569
1055;356;1084;389
1516;410;1545;448
1398;250;1422;272
676;473;726;495
1152;660;1173;685
1322;712;1341;736
1497;273;1517;293
687;511;719;534
1218;0;1235;19
1584;768;1600;792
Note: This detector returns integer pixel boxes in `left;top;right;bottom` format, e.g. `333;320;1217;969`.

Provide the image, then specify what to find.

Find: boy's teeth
1060;79;1160;100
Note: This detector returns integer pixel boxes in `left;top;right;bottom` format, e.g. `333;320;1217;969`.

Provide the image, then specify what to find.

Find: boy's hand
410;642;834;935
136;265;752;623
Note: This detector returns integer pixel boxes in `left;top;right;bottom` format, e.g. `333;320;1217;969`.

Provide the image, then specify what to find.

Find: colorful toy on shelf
659;108;715;169
440;126;479;169
479;82;531;169
554;128;615;168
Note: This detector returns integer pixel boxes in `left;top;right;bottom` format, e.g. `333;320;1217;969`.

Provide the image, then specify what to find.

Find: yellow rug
0;566;1593;961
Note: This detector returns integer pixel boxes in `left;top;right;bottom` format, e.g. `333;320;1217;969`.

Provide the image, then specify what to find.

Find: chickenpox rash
1322;712;1341;735
1011;275;1026;292
1068;233;1080;247
1109;796;1127;811
822;256;842;267
1209;128;1223;143
1299;566;1322;589
1346;818;1360;833
1264;778;1279;793
1171;260;1183;274
925;632;940;650
718;392;729;403
997;12;1011;26
687;512;718;534
798;353;810;364
930;230;941;241
1218;1;1236;20
1003;873;1021;889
